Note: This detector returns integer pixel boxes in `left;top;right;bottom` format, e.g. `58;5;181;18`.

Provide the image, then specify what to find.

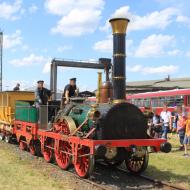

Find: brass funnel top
109;18;130;34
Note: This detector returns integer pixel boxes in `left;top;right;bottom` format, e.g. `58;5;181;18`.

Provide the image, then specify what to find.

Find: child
183;112;190;157
177;107;186;150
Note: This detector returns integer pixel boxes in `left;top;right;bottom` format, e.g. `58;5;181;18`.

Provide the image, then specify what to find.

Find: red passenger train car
127;89;190;114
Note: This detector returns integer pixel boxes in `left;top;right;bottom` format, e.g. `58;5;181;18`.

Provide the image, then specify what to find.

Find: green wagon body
15;101;38;123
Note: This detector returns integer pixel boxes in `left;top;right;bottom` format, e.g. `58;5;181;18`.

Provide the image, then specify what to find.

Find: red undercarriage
7;120;168;177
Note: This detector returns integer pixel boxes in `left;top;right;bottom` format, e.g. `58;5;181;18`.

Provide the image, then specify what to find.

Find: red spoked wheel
19;140;27;151
74;146;94;178
43;138;54;163
125;149;149;174
53;116;76;135
55;141;71;170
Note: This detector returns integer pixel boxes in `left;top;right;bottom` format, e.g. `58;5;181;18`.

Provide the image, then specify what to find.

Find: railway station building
126;77;190;94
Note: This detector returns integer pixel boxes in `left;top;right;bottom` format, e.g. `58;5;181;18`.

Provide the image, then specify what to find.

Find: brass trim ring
112;76;126;80
113;53;126;57
112;99;126;104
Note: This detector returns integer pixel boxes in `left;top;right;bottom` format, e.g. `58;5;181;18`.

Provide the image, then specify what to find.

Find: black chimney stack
109;18;130;103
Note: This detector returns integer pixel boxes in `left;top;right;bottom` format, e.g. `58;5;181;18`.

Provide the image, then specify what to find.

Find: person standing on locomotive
35;80;52;106
62;78;79;104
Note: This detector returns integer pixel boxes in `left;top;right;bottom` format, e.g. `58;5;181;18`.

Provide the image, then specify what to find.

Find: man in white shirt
160;104;171;139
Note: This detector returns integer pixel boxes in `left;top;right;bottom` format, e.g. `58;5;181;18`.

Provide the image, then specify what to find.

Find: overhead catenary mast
0;31;3;92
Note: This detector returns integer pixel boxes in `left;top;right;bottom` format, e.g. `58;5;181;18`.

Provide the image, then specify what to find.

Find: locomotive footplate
38;130;171;160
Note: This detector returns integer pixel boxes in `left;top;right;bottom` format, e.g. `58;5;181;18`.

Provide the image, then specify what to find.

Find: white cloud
127;64;178;75
94;34;179;57
42;61;51;73
129;7;179;31
3;30;22;49
3;30;29;51
93;35;133;54
176;15;190;26
127;65;142;72
93;37;112;53
135;34;175;57
100;6;190;32
28;5;38;14
45;0;75;16
0;0;23;20
143;65;178;74
45;0;104;36
9;54;49;67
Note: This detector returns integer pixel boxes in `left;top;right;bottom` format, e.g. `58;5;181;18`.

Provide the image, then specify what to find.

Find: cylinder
109;18;130;103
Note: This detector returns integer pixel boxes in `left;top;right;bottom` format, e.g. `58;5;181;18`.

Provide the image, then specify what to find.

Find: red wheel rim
74;147;94;178
43;148;53;162
55;141;71;170
19;141;26;150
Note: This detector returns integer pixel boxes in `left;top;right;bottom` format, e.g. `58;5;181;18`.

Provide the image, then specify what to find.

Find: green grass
145;134;190;189
0;143;73;190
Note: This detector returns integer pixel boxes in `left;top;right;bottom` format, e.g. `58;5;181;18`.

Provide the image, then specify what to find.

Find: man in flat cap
13;83;20;91
62;78;79;104
35;80;52;106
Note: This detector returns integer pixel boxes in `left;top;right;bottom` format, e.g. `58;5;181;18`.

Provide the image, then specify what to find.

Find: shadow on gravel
86;164;163;190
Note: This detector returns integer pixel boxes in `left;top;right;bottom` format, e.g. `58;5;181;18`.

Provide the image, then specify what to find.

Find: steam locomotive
0;18;171;178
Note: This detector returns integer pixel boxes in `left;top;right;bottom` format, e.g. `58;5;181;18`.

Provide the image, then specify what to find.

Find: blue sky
0;0;190;91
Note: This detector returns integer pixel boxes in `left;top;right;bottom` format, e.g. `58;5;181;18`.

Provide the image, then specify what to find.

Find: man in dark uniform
35;80;52;106
13;83;20;91
63;78;78;104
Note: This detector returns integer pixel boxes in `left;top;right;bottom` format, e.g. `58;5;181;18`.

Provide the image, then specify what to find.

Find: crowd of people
148;104;190;158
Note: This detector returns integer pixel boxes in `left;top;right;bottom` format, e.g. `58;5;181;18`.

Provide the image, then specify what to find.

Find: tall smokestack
109;18;130;103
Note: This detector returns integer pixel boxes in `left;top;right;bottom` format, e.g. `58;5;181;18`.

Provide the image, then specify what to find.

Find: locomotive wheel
55;141;71;170
74;146;94;178
54;116;76;135
125;149;149;174
19;140;27;151
43;138;54;163
43;148;54;163
29;141;41;156
0;133;4;141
